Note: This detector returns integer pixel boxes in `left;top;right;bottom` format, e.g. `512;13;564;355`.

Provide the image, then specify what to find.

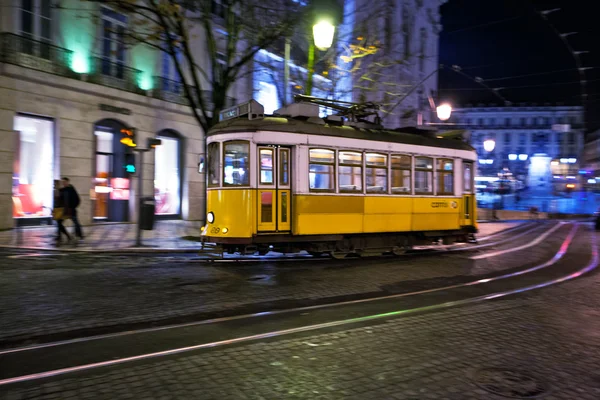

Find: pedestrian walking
60;177;84;241
53;180;72;245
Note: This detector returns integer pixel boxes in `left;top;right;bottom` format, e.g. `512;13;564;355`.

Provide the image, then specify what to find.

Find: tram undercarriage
201;228;476;258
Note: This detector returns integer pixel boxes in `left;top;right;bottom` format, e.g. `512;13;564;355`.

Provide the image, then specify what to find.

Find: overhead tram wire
386;64;512;118
529;3;590;130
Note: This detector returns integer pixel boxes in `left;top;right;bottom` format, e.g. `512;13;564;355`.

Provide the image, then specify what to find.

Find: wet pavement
0;223;597;399
0;221;560;347
0;220;203;252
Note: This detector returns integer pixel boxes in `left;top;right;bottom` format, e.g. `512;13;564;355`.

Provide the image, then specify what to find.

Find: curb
0;244;202;254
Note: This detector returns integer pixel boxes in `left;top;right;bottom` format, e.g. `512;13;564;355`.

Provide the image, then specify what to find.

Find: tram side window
309;149;335;191
223;141;250;186
366;153;388;193
339;151;363;192
415;156;433;194
437;159;454;195
464;162;473;192
207;142;220;187
391;155;411;194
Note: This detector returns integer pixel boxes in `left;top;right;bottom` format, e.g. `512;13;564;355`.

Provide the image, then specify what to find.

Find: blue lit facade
446;105;584;190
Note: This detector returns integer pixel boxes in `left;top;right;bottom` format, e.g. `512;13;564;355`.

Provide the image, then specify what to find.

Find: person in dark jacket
60;177;84;240
54;180;72;245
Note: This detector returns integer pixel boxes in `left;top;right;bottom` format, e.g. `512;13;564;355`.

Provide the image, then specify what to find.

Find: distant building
582;128;600;191
445;104;584;191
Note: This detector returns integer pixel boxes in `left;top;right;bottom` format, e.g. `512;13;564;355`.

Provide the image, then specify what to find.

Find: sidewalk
0;220;204;252
0;220;521;253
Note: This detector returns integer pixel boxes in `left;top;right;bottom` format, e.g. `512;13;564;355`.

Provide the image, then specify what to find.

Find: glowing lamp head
436;103;452;121
483;139;496;152
313;20;335;50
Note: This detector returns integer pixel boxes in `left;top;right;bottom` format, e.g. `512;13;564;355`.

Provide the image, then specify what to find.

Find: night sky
438;0;599;133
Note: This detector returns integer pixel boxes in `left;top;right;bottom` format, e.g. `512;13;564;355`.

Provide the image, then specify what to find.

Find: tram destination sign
99;104;132;115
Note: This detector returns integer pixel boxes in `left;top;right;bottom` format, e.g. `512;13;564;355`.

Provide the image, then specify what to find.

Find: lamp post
283;1;340;104
482;139;498;218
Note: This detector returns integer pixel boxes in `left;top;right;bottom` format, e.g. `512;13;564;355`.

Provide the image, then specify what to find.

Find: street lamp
313;20;336;50
436;103;452;121
483;139;496;152
283;2;341;104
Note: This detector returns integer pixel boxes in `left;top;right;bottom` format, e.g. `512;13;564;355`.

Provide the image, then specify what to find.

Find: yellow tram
201;98;477;257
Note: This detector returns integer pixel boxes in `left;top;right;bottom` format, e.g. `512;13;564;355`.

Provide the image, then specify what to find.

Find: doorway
257;146;291;232
93;119;132;222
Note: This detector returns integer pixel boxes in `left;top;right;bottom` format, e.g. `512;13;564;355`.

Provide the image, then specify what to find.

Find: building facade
0;0;246;230
446;105;584;191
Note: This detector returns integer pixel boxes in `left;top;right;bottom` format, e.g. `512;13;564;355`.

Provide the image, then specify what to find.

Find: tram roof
208;117;474;152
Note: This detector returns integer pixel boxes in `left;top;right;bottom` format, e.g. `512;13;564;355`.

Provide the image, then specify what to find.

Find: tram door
461;161;475;226
257;146;291;232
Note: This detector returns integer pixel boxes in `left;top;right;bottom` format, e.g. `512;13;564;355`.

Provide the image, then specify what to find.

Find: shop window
13;115;54;219
366;153;388;193
391;155;411;194
437;159;454;195
338;151;362;192
309;149;335;191
207;142;220;187
154;135;181;215
223;141;249;186
415;156;433;194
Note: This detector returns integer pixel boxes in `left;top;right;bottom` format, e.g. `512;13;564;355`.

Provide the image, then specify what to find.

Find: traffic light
120;127;137;147
147;138;162;149
125;153;136;174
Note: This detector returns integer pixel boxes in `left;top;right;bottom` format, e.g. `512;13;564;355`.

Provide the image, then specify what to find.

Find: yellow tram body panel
204;189;476;239
205;189;256;239
293;195;462;235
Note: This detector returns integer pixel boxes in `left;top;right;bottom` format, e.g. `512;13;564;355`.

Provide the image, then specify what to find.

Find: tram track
188;220;548;263
0;221;594;388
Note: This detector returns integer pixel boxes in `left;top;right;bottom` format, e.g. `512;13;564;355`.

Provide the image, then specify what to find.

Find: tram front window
223;141;250;186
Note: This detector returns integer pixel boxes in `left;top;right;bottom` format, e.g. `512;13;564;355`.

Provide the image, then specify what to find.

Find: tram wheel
330;251;350;259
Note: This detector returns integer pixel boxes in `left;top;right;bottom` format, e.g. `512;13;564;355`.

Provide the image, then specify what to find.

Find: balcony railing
2;32;237;110
151;76;236;109
0;32;75;77
88;57;145;95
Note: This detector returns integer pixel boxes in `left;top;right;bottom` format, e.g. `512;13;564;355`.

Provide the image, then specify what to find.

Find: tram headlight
207;212;215;224
222;228;228;234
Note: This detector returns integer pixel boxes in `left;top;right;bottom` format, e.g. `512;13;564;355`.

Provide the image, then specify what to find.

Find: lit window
223;141;249;186
436;159;454;195
259;148;274;185
366;153;388;193
309;149;335;191
13;115;54;219
415;156;433;194
391;155;411;194
154;135;181;215
339;151;363;192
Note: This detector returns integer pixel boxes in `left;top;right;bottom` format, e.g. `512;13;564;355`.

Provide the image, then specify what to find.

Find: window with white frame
101;7;127;79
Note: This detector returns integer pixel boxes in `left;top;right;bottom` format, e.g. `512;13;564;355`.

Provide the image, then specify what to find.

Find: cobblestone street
2;237;599;399
0;221;568;346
